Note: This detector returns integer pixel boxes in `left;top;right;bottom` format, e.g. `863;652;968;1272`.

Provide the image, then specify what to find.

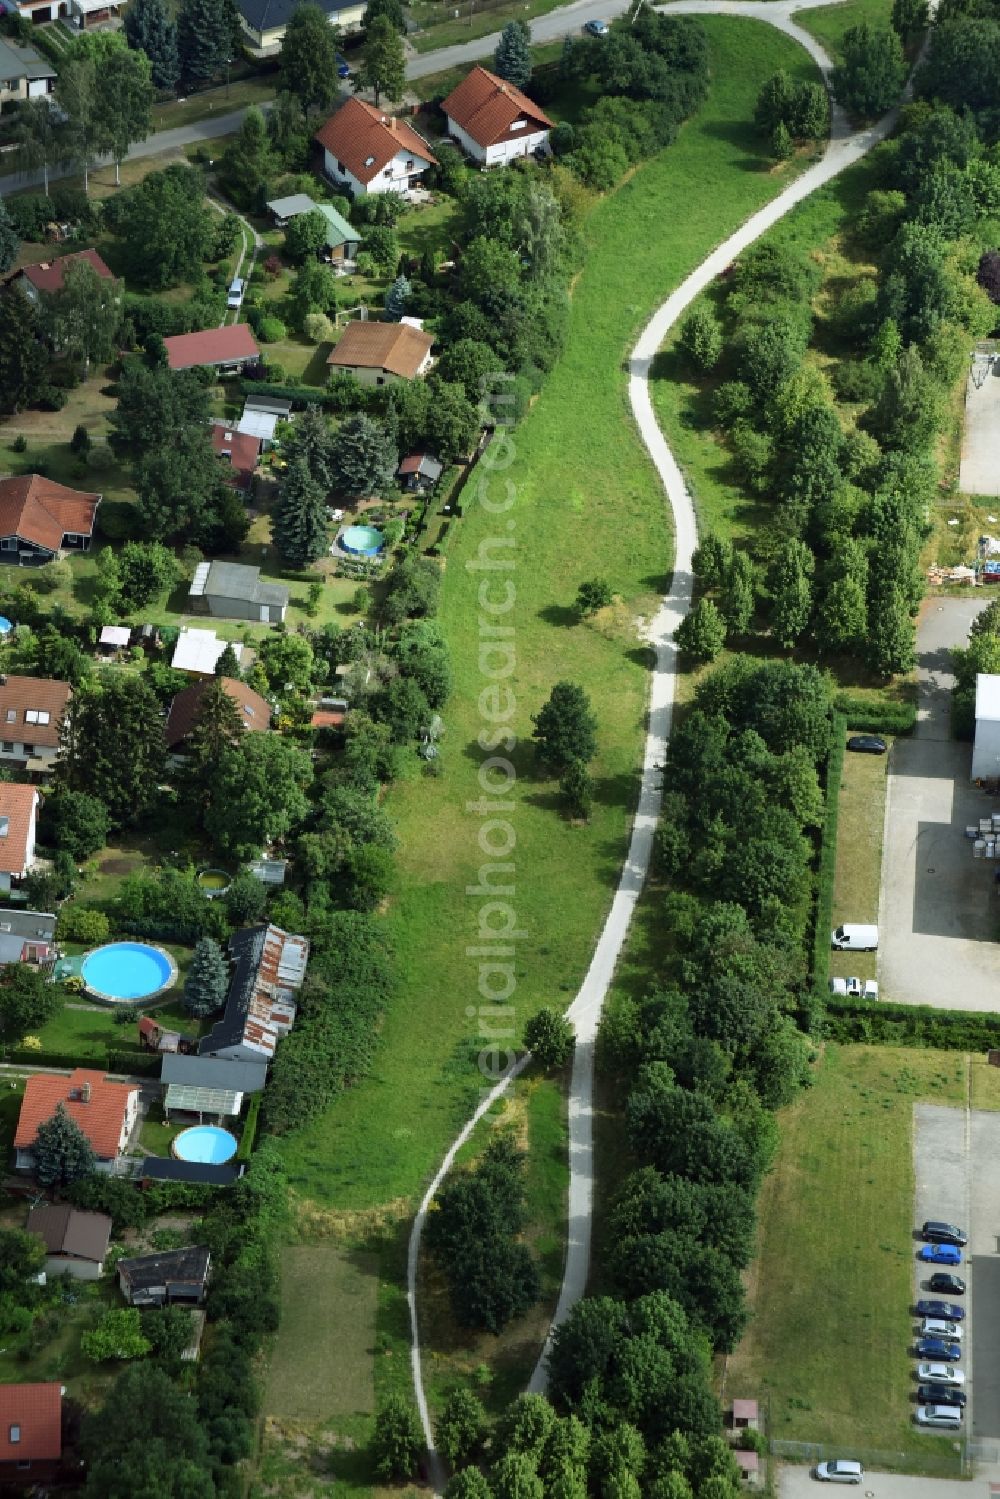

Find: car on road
916;1337;962;1361
336;51;351;77
847;734;887;754
227;277;245;310
928;1273;965;1295
920;1318;963;1340
584;18;609;33
919;1243;962;1265
917;1362;965;1384
915;1300;965;1319
814;1462;864;1484
918;1384;967;1406
915;1404;963;1428
922;1221;968;1245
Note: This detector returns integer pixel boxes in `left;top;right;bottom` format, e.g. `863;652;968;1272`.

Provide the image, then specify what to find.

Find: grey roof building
199;923;308;1063
188;560;289;624
117;1246;211;1307
160;1053;269;1095
0;36;56;103
0;909;56;965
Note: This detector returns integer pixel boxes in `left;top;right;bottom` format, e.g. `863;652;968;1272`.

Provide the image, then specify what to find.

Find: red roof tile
210;422;262;481
0;782;37;877
327;320;433;378
442;65;552;148
0;675;71;750
314;97;437;187
21;248;114;295
15;1069;138;1159
163;324;260;371
310;708;345;728
165;676;271;747
0;1384;61;1465
0;474;100;555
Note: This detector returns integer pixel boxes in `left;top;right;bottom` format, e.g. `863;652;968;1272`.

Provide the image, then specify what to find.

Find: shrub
257;315;288;343
56;906;111;945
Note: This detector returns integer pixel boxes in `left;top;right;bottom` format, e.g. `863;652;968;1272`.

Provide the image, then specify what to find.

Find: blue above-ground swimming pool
0;617;13;636
81;941;177;1002
340;524;384;557
173;1125;238;1164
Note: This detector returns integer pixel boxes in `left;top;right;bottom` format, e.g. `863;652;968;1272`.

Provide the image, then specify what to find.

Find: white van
915;1404;963;1429
831;924;878;952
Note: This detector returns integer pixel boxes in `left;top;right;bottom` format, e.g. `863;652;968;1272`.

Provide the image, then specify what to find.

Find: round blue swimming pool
0;617;13;635
81;941;177;1002
173;1125;238;1164
341;524;384;557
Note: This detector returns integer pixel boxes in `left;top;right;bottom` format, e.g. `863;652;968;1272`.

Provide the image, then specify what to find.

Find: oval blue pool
0;617;13;636
81;941;177;1003
172;1125;238;1165
340;524;384;557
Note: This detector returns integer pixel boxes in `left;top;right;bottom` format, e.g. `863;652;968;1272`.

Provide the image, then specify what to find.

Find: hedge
236;1093;261;1160
239;379;329;408
826;999;1000;1050
5;1045;158;1074
834;691;916;736
811;712;846;998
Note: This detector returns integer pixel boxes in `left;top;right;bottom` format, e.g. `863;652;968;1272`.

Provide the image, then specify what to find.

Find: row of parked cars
914;1221;969;1429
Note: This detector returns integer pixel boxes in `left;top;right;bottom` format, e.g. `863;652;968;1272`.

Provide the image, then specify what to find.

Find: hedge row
236;1093;261;1161
5;1045;159;1075
834;691;916;736
811;713;846;997
826;999;1000;1050
239;379;329;408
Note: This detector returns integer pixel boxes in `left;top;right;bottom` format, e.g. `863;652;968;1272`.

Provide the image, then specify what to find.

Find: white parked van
831;924;878;952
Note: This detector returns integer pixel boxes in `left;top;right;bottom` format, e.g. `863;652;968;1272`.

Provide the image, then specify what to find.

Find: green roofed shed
315;203;364;260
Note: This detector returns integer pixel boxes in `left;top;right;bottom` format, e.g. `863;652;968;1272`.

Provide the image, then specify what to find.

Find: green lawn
727;1045;967;1472
798;0;908;62
276;15;825;1214
828;735;890;986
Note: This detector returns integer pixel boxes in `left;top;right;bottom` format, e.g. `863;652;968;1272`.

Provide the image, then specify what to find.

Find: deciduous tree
832;22;906;118
56;674;166;826
524;1006;574;1068
372;1396;423;1481
95;46;154;186
674;599;725;662
82;1363;214;1499
0;963;58;1049
281;2;341;111
205;734;313;858
41;259;121;375
533;681;598;772
355;16;405;105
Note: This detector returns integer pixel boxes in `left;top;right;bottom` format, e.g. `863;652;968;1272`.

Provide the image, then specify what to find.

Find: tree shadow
536;602;579;628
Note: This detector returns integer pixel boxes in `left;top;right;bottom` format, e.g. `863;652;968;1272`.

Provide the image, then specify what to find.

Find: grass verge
828;730;890;986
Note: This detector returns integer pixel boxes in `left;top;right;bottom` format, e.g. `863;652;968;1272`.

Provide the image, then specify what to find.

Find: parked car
918;1384;967;1406
915;1404;963;1428
920;1318;963;1340
917;1362;964;1384
846;976;863;997
919;1244;962;1265
928;1274;966;1295
814;1463;864;1485
922;1221;968;1246
916;1337;962;1361
863;979;878;1000
227;277;245;310
584;17;609;33
831;923;878;951
847;734;887;754
829;977;848;996
915;1300;965;1320
335;51;351;76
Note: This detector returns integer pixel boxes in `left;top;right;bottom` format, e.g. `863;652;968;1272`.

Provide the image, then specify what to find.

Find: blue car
919;1244;962;1265
915;1300;965;1320
584;18;609;34
916;1337;962;1362
336;52;351;77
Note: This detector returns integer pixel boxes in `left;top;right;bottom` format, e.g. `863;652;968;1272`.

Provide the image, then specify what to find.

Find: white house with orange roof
314;97;438;198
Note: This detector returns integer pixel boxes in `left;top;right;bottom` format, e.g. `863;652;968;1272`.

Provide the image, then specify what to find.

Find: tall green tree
177;0;240;84
184;935;229;1017
220;106;276;210
82;1364;214;1499
281;2;341;112
204;734;313;858
532;681;598;773
284;405;337;489
831;22;906;117
372;1396;423;1482
891;0;928;41
95;47;154;186
14;98;70;197
720;551;756;635
493;20;532;88
33;1102;97;1187
329;413;398;497
355;16;405;105
273;455;330;569
0;1227;46;1293
0;287;47;414
768;539;814;647
117;164;213;290
0;199;18;277
56;56;102;194
41;260;121;376
0;964;58;1049
674;599;725;662
136;428;249;550
57;675;166;826
109;358;209;460
125;0;180;91
363;0;406;31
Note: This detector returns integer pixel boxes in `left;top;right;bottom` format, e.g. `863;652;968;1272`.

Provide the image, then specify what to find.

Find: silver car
920;1318;963;1340
917;1362;964;1384
815;1462;864;1484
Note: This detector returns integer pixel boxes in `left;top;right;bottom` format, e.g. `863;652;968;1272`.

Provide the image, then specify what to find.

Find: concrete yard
959;353;1000;498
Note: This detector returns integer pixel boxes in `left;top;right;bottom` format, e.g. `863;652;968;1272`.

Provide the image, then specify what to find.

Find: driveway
879;597;1000;1009
960;354;1000;498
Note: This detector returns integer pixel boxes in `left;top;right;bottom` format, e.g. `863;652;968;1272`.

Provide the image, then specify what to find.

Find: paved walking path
406;2;909;1485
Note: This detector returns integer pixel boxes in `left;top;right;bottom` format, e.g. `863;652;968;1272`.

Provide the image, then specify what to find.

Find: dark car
928;1273;966;1295
922;1221;968;1247
336;51;351;77
847;734;887;755
916;1337;962;1361
915;1300;966;1320
918;1384;968;1406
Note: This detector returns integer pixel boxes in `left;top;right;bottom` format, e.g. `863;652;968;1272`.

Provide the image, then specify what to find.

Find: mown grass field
277;14;824;1215
726;1045;968;1468
828;736;890;986
798;0;895;62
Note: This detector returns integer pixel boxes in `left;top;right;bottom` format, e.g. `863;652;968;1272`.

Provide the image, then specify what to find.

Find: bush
832;691;916;735
56;906;111;945
257;315;288;343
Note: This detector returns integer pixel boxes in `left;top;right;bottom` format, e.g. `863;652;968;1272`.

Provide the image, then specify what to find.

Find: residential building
327;319;434;388
160;1052;269;1114
162;324;261;374
0;674;71;774
973;673;1000;781
199;923;309;1063
165;676;271;750
0;909;56;966
16;247;115;303
0;1384;62;1486
117;1246;211;1307
236;0;363;52
170;628;244;678
210;422;262;491
26;1204;112;1281
188;560;289;624
14;1068;140;1175
442;65;553;166
0;782;40;887
0;35;55;103
315;97;437;198
0;474;100;564
397;452;444;492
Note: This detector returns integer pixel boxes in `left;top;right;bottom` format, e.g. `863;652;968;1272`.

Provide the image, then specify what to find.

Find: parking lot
880;598;1000;1009
915;1103;1000;1442
780;1465;1000;1499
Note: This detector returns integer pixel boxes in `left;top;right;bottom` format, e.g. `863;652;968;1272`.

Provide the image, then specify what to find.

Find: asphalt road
780;1467;1000;1499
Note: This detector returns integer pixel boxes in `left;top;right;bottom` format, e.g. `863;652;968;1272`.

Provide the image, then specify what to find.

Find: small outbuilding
162;324;261;374
397;452;443;492
26;1203;112;1281
731;1400;759;1430
171;628;244;678
972;673;1000;781
238;395;293;449
188;560;289;624
117;1246;211;1307
734;1451;760;1487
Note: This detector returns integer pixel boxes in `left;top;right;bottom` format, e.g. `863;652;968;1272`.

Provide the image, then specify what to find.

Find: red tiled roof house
14;1068;140;1176
315;97;437;198
442;66;552;167
0;1384;62;1486
0;674;71;776
210;422;261;490
16;248;115;305
0;475;100;564
163;324;261;374
327;320;434;388
0;782;40;886
166;676;271;748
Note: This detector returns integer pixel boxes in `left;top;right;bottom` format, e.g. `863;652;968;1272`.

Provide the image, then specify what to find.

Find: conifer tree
0;198;19;277
493;20;531;88
0;287;47;414
272;455;329;568
177;0;238;85
184;936;229;1017
124;0;180;91
33;1103;97;1188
